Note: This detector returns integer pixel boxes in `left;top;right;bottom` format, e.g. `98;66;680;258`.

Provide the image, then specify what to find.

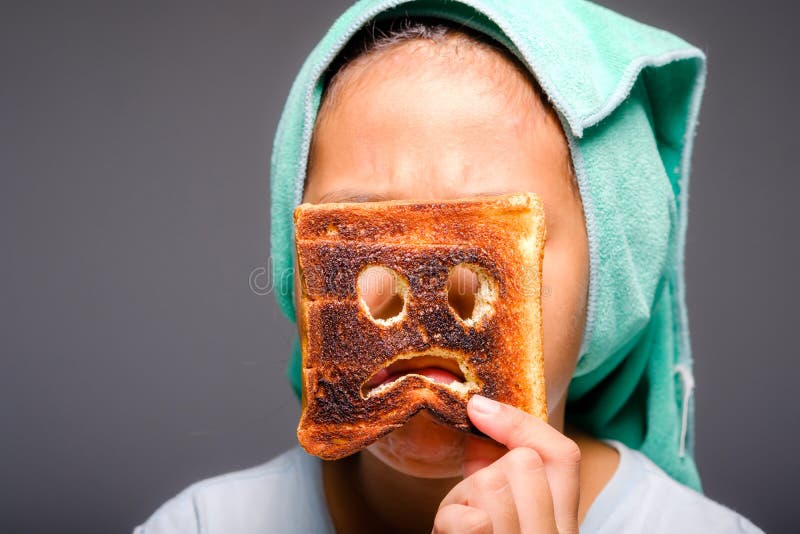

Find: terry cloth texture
268;0;706;491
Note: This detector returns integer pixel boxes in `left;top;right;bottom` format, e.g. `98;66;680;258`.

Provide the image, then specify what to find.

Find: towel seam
673;48;707;462
565;133;598;360
580;48;706;133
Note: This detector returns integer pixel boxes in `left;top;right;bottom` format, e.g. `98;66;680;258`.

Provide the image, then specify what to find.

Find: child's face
300;41;589;478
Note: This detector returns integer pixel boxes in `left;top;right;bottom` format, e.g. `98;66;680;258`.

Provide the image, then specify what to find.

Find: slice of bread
294;192;547;459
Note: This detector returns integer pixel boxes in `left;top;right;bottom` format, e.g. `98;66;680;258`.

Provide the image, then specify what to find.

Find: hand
432;395;581;534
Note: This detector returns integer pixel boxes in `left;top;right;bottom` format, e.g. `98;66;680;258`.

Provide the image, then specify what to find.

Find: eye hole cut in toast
294;193;547;460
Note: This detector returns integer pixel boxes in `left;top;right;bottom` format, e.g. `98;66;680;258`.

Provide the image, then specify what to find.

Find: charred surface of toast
295;193;547;460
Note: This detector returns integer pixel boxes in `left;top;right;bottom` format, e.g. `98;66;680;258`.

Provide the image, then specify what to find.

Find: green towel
269;0;706;491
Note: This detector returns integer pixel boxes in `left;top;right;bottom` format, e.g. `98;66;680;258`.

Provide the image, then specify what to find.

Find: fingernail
470;394;500;415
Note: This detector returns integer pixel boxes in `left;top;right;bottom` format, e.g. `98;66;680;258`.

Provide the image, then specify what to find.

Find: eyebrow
314;188;521;204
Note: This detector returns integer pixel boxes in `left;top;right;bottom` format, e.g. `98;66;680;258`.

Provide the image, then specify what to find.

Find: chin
365;410;468;479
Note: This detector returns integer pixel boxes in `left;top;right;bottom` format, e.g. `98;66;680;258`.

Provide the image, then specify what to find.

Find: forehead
304;32;577;209
306;51;554;198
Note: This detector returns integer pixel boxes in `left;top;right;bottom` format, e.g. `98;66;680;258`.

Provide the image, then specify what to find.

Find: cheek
540;234;589;411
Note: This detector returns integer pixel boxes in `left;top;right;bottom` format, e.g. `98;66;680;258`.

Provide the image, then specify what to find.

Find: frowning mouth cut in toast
361;350;480;398
294;192;548;460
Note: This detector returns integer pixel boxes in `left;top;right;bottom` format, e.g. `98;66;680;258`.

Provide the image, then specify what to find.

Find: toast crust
294;193;547;459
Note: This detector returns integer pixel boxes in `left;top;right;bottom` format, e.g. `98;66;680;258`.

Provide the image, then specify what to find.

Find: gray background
1;1;796;532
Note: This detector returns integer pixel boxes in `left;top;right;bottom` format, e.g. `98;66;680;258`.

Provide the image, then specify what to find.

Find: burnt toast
294;192;547;459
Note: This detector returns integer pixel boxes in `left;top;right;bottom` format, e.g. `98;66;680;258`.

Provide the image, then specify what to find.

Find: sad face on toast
294;192;547;460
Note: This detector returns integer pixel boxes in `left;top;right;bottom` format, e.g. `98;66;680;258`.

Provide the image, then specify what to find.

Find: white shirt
134;440;763;533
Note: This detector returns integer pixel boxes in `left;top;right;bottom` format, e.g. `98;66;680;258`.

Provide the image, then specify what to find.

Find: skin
299;35;619;533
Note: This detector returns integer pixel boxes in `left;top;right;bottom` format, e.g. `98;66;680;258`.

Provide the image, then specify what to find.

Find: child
136;1;763;532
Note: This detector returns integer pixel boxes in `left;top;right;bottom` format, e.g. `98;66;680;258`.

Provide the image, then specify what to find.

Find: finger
440;466;520;534
499;447;559;533
468;395;581;534
468;395;580;459
462;434;506;477
433;504;492;534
